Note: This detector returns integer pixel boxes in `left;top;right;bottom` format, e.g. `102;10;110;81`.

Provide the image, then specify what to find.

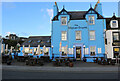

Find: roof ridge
68;11;87;12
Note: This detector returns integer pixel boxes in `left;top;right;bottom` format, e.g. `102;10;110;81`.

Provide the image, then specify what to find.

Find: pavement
1;60;120;79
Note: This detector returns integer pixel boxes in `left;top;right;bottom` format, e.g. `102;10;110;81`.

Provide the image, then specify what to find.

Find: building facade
105;14;120;60
51;1;106;62
0;36;2;55
19;36;51;58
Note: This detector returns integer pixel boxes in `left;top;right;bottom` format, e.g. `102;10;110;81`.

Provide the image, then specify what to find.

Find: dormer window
28;40;32;43
61;17;67;25
89;16;95;25
110;20;118;28
37;40;42;43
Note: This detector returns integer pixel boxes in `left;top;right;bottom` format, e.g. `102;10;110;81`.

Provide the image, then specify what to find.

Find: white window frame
24;47;30;53
85;48;89;54
61;17;67;25
61;46;67;56
89;16;95;25
110;20;118;28
98;48;102;54
113;32;119;41
45;48;49;56
76;31;81;40
89;31;95;40
69;48;73;54
90;46;96;56
61;31;67;41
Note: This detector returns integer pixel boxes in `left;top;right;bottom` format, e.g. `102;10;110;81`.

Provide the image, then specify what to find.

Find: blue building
51;1;106;62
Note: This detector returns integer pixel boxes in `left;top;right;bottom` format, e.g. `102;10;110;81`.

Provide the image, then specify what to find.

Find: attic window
38;40;42;43
28;40;32;43
110;20;118;28
61;17;67;25
47;40;50;43
89;16;95;25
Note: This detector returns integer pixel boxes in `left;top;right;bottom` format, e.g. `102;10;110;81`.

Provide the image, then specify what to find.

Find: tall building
51;0;106;62
105;13;120;60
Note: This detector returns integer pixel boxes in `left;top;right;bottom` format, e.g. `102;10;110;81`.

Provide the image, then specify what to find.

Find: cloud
46;8;53;23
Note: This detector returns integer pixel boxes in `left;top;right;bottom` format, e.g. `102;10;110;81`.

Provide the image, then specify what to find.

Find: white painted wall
106;30;120;59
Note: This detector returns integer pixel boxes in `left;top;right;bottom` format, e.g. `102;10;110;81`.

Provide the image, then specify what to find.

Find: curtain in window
61;17;67;25
90;31;95;40
90;46;95;55
76;31;81;40
61;31;67;40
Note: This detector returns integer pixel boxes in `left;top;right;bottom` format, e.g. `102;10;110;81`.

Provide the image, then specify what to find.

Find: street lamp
83;45;86;58
73;45;75;58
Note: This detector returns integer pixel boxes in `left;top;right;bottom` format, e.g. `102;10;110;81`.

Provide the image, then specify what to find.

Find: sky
2;2;119;37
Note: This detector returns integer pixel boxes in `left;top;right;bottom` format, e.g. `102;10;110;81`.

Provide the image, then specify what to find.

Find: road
2;69;119;79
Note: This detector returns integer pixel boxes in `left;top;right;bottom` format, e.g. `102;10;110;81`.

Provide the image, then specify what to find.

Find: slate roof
69;11;87;20
105;15;120;30
52;11;87;21
21;36;51;47
52;7;103;21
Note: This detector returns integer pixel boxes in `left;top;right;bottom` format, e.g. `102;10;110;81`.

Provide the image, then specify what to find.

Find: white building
105;14;120;60
0;36;2;56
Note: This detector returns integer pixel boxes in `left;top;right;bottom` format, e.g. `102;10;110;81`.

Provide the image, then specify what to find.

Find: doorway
76;47;82;60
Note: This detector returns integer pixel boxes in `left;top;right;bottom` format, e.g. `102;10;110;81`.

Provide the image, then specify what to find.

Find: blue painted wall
51;3;106;62
18;47;51;58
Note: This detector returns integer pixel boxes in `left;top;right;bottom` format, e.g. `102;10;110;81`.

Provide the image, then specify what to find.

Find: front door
76;47;81;60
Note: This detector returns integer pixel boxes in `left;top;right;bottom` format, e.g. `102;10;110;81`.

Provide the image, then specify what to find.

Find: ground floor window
44;48;49;56
69;48;73;54
61;47;67;56
24;48;32;54
113;47;120;58
85;48;89;54
90;46;96;56
98;48;101;54
25;48;29;54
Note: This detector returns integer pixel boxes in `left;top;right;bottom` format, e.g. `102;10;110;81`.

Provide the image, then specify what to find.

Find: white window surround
61;31;67;41
113;32;119;41
69;48;73;54
61;46;67;56
90;46;96;55
85;48;89;54
76;31;81;40
98;48;102;54
61;17;67;25
90;31;95;40
24;48;30;53
110;20;118;28
89;16;95;25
